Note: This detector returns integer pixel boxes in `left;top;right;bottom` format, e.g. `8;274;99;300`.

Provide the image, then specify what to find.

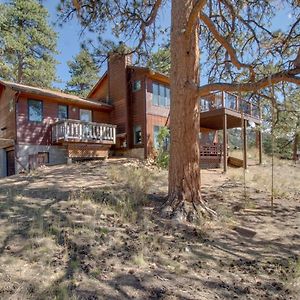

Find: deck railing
200;143;223;156
52;119;116;144
200;91;260;119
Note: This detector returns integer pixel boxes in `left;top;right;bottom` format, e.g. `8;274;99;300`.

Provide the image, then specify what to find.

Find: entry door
6;150;15;176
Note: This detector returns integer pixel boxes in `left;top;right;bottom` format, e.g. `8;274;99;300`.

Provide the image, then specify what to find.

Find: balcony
200;91;260;120
52;119;116;144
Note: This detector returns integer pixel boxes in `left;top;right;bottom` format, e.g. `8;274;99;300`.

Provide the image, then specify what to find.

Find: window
133;125;142;145
153;83;159;105
80;109;92;122
133;80;141;92
58;105;68;119
152;82;170;107
28;99;43;122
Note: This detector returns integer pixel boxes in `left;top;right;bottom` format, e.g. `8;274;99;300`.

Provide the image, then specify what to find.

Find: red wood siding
0;86;17;143
16;96;111;145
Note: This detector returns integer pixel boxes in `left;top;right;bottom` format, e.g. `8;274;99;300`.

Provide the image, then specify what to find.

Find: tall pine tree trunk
166;0;214;220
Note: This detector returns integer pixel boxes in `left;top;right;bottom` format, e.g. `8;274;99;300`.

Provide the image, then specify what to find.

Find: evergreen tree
148;46;171;76
65;49;99;97
0;0;58;87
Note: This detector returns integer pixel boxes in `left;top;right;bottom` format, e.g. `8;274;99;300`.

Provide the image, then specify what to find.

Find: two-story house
0;52;262;177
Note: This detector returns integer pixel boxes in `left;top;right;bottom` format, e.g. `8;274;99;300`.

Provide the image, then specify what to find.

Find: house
0;80;116;177
0;52;262;177
88;53;262;170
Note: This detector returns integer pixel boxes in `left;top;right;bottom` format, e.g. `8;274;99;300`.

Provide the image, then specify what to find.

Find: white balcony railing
52;119;116;144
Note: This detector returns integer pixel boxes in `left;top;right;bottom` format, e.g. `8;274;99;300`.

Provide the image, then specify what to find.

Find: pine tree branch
200;11;256;81
197;68;300;96
186;0;207;36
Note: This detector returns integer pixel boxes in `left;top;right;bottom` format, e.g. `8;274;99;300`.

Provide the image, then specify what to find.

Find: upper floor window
133;80;141;92
152;82;170;107
80;109;92;122
58;105;68;119
133;125;142;145
28;99;43;122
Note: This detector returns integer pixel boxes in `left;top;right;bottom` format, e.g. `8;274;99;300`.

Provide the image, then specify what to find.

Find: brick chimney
108;51;132;137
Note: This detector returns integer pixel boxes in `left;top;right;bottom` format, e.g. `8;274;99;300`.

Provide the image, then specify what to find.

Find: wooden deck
200;91;261;129
52;119;116;145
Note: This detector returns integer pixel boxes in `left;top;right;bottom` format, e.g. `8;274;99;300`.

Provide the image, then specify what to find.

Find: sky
0;0;294;90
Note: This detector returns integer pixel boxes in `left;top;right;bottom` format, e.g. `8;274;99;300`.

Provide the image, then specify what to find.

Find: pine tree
148;46;171;76
65;49;99;97
0;0;58;87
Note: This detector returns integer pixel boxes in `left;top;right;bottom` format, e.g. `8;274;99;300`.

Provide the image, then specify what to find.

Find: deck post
258;129;262;165
243;119;248;169
223;114;228;172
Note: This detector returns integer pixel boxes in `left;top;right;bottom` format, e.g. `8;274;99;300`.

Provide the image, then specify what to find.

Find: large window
58;105;68;119
152;82;170;107
133;125;142;145
80;109;92;122
28;99;43;122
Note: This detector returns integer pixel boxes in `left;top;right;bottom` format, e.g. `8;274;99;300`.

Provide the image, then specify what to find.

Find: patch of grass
132;252;146;266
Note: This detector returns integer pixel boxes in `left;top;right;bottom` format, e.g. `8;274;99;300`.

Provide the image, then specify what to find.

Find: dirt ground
0;158;299;300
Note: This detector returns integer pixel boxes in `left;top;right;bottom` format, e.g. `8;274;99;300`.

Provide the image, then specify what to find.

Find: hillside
0;159;299;299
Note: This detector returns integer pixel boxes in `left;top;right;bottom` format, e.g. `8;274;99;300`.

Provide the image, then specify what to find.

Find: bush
155;126;170;169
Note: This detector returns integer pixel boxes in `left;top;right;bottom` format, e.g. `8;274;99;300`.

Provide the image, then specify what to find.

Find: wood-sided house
0;52;262;177
0;80;116;177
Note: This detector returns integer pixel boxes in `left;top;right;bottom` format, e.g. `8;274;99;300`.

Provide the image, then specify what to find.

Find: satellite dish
249;121;256;128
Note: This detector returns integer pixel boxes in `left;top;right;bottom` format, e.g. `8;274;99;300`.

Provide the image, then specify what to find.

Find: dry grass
0;159;299;299
228;151;300;199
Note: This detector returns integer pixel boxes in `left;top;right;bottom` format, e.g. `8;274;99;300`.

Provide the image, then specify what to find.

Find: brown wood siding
16;95;111;145
89;75;109;100
67;143;110;158
0;86;17;143
146;114;169;156
127;68;147;150
145;78;170;118
108;55;129;135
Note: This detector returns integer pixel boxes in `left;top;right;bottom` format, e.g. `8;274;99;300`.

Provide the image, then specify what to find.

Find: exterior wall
67;143;110;159
127;68;147;153
145;77;169;157
15;144;67;173
89;75;109;101
0;86;16;142
0;149;7;177
114;148;144;160
108;54;129;135
16;96;111;145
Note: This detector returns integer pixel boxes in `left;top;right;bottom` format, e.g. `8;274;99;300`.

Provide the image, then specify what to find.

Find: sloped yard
0;159;299;299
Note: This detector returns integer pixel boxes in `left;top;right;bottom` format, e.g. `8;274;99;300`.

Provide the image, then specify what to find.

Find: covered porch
200;91;262;172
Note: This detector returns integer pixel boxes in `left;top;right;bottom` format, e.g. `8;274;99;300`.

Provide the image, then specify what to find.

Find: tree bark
165;0;214;221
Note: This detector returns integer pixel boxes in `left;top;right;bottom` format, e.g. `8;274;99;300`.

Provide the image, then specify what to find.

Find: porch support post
243;119;248;169
258;129;262;165
223;114;228;172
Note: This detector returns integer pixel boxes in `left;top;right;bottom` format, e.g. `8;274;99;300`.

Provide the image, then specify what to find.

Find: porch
199;91;262;172
52;119;116;145
51;119;117;161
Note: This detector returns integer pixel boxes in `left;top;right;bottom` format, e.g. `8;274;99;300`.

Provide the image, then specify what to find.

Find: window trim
58;104;68;120
28;99;43;123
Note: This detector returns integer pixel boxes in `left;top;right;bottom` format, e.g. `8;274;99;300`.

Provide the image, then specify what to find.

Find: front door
6;150;15;176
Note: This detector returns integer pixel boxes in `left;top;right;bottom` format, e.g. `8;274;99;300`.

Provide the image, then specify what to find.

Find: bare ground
0;158;299;300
